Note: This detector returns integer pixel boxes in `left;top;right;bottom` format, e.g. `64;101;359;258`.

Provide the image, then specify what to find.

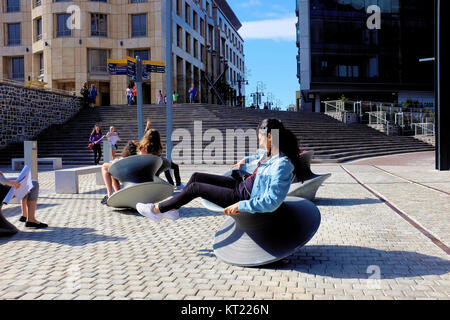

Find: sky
227;0;298;109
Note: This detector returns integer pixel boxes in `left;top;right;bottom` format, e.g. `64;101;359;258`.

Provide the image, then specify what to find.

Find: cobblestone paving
0;164;449;300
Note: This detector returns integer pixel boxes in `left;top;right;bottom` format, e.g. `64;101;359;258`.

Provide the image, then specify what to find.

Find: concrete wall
0;82;82;150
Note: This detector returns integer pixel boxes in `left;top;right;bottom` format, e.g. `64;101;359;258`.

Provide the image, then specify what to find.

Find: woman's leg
158;180;239;213
164;170;175;186
20;198;28;219
171;162;182;186
24;181;41;224
186;172;237;190
102;163;114;196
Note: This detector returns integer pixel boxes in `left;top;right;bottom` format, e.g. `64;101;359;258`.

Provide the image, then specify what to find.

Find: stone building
0;0;245;106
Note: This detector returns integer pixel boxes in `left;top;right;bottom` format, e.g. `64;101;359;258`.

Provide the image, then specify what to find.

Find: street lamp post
166;0;173;162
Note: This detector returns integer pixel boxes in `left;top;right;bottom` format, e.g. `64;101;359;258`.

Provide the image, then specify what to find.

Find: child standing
106;126;120;159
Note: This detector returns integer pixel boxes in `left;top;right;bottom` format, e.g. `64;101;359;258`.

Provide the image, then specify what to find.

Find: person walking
88;84;98;108
126;85;133;106
188;83;198;103
173;91;179;104
132;83;137;105
80;82;89;108
90;124;104;165
157;90;164;105
0;171;47;229
106;126;120;160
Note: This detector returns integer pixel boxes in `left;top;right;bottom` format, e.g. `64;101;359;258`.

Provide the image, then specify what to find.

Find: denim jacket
238;151;294;214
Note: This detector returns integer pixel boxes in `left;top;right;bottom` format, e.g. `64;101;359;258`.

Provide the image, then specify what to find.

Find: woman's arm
0;173;20;189
238;158;294;214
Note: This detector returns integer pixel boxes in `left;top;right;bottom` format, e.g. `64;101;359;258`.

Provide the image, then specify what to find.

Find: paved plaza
0;153;449;300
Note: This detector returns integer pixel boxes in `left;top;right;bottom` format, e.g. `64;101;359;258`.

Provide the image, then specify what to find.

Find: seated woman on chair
136;119;307;222
0;171;47;228
100;128;165;205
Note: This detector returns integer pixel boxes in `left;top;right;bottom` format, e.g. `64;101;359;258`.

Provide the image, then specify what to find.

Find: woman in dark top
80;82;89;108
136;119;306;222
90;125;104;165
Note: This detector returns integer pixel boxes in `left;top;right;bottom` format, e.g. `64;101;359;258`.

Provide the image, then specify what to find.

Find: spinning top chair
202;196;321;267
106;155;174;210
239;151;330;202
287;151;331;201
0;185;19;237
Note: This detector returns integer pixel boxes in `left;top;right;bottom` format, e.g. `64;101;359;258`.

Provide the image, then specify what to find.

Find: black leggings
158;172;246;213
164;162;182;186
93;144;102;165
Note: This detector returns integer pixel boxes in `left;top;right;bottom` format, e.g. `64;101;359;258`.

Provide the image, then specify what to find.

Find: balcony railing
35;0;41;7
36;34;42;41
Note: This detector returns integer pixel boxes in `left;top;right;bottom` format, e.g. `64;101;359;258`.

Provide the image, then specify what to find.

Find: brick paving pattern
0;163;448;300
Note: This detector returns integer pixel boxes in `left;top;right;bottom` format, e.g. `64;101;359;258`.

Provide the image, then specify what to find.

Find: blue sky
227;0;298;109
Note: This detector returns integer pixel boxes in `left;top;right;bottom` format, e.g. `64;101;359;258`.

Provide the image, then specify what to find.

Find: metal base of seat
0;207;19;237
107;178;174;210
212;197;321;267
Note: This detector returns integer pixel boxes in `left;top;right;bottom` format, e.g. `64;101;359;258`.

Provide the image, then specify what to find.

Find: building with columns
0;0;245;106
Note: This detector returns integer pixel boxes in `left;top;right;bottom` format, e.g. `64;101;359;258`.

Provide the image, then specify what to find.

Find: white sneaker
163;209;180;221
136;203;163;223
175;183;185;191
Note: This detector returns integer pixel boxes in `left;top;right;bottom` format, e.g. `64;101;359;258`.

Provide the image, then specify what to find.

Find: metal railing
413;123;435;136
367;111;390;126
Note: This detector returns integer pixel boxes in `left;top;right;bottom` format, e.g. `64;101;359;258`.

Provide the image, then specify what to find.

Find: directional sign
107;59;128;75
143;60;166;74
127;56;137;79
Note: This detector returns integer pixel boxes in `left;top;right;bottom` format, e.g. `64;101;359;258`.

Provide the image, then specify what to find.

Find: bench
12;158;62;171
55;165;104;194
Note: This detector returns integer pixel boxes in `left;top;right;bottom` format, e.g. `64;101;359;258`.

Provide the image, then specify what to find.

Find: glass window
130;0;147;3
88;49;108;73
7;23;21;46
36;18;43;41
90;0;107;2
11;57;24;81
131;14;146;37
35;0;42;7
56;14;72;37
91;14;108;37
54;0;71;2
133;49;149;61
6;0;20;12
39;53;44;75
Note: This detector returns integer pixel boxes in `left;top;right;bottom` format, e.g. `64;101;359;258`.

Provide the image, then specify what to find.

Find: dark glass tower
296;0;434;112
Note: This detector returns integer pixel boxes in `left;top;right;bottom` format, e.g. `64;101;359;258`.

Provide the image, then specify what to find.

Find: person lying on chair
100;129;167;205
136;118;308;222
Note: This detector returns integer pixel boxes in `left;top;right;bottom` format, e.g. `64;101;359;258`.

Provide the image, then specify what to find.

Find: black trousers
158;172;246;213
164;162;182;186
93;144;102;165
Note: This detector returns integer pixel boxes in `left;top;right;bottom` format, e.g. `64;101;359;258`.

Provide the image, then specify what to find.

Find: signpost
107;56;166;140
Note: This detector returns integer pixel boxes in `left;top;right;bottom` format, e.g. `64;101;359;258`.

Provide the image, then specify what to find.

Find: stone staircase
0;104;435;166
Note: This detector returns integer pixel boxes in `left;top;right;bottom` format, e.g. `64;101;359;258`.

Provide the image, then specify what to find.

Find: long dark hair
257;119;308;183
138;128;163;156
91;125;102;136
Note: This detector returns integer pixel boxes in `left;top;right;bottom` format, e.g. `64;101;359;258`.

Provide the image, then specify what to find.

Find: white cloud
238;0;262;8
240;16;297;41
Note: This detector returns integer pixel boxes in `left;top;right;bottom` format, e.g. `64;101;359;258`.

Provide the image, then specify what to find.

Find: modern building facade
0;0;245;106
296;0;434;112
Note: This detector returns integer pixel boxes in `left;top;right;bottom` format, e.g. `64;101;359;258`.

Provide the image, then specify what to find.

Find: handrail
367;111;390;125
413;123;435;136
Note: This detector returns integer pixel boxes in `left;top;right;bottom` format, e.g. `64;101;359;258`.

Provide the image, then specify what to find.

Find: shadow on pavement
1;203;60;218
265;245;450;279
0;227;126;247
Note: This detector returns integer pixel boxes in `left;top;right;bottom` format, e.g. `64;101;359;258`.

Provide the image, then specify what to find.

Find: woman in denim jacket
136;119;306;222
